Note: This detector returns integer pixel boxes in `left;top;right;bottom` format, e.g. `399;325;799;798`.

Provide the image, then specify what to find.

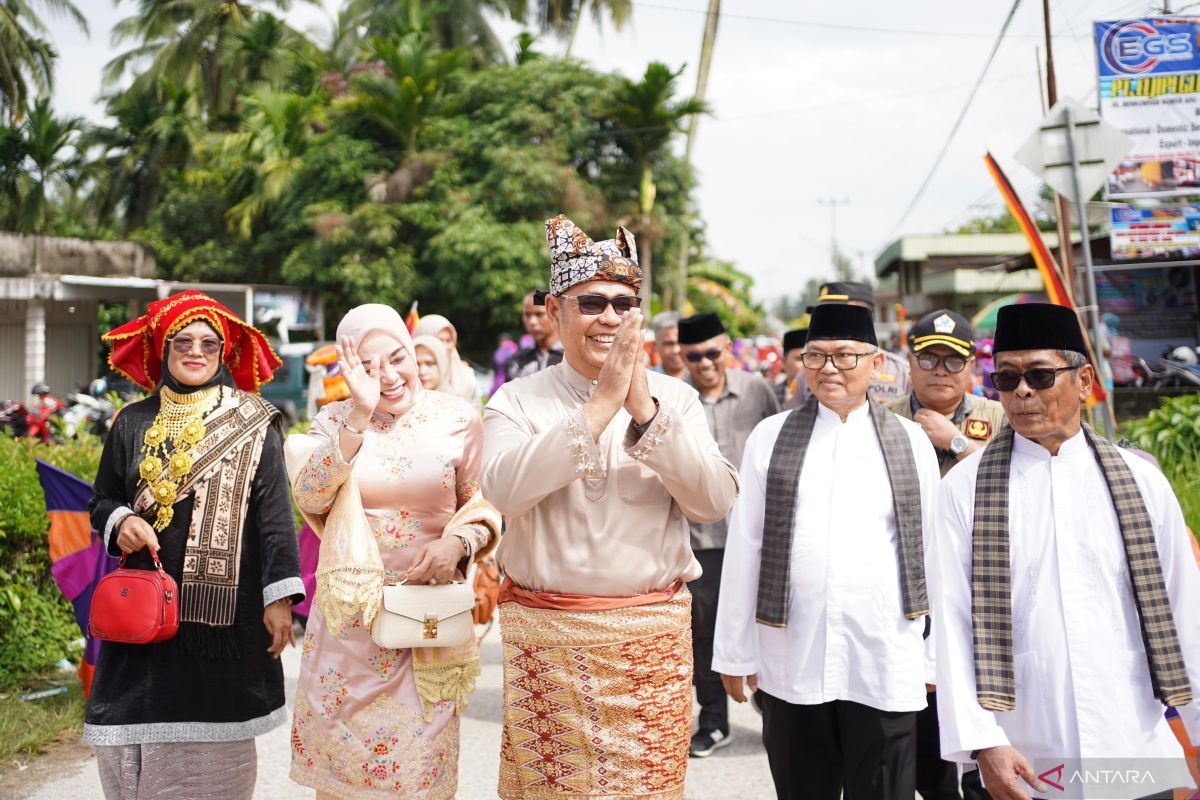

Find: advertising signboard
1096;17;1200;198
1109;203;1200;259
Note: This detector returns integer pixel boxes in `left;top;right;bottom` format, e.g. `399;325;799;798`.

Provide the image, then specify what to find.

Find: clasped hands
583;310;656;441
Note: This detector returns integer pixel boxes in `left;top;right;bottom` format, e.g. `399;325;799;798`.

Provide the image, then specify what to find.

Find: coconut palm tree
332;32;465;154
216;87;319;237
601;61;708;305
0;0;87;122
2;97;85;232
104;0;307;122
82;81;200;232
533;0;631;57
342;0;526;66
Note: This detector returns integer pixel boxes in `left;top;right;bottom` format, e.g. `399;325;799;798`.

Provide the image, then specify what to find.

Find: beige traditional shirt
482;361;740;596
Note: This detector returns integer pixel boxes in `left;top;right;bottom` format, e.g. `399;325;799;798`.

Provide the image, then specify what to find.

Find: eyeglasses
169;336;223;356
684;348;725;364
562;294;642;316
801;350;878;371
990;366;1080;392
916;352;969;374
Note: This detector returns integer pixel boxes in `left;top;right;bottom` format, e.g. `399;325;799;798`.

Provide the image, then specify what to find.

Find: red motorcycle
25;384;65;444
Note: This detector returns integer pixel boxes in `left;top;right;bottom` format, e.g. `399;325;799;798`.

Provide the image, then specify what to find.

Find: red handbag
88;550;180;644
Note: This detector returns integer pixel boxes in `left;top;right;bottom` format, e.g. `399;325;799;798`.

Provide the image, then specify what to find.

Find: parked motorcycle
1132;346;1200;389
25;384;66;443
0;399;28;437
62;379;118;440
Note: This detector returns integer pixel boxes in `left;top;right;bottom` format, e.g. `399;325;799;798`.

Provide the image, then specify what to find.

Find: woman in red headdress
85;291;304;800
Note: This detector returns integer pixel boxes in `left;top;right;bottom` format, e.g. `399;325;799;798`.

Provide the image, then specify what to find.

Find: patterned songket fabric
498;591;693;800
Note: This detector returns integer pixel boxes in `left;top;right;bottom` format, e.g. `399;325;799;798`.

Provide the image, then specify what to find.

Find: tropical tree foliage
0;97;84;232
0;0;86;122
2;0;761;356
600;61;708;303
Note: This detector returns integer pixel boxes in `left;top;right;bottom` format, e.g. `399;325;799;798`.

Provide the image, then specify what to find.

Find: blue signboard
1096;17;1200;199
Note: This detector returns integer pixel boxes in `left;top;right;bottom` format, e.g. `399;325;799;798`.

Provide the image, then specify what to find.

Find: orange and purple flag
37;460;117;696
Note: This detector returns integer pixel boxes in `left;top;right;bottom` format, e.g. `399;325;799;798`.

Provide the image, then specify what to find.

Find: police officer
886;308;1005;476
886;307;1005;800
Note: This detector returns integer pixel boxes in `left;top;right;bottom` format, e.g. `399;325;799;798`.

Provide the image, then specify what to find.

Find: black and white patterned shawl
757;396;928;627
970;424;1193;711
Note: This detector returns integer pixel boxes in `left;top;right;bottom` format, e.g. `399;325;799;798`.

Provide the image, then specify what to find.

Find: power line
886;0;1025;239
633;1;1057;39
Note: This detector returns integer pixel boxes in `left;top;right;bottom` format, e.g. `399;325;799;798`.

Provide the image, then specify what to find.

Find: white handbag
370;574;476;649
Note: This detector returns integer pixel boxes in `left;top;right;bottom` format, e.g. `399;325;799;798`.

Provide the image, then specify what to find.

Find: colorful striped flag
36;460;117;696
983;152;1107;404
405;300;420;334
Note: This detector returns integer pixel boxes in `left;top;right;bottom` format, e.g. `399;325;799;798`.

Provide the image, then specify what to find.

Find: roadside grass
0;677;84;772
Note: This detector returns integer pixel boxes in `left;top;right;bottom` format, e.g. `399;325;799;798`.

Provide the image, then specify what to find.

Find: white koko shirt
934;429;1200;765
712;401;940;713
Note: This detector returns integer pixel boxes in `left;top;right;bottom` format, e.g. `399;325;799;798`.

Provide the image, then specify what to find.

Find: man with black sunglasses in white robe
934;303;1200;800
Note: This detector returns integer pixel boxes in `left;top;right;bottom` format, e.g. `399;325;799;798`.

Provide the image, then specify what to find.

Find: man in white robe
713;303;940;800
934;302;1200;800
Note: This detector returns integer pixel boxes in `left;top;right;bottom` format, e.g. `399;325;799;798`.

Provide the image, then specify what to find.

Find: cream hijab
412;314;478;405
412;334;450;391
336;304;422;419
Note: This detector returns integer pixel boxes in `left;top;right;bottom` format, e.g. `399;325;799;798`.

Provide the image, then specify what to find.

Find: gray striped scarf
757;396;927;627
971;424;1193;712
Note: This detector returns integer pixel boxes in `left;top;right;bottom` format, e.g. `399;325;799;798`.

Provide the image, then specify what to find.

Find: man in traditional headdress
813;281;911;404
675;312;780;758
482;215;740;800
506;288;563;382
934;303;1200;799
775;327;809;409
713;303;940;799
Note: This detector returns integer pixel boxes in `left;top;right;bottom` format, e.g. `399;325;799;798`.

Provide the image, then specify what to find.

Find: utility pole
1043;0;1077;303
818;197;850;278
669;0;721;311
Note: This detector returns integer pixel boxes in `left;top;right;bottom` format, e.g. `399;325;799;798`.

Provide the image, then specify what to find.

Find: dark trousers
916;690;961;799
688;548;727;735
758;692;916;800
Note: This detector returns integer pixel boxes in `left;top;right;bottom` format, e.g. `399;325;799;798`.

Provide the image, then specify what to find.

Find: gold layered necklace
137;385;222;531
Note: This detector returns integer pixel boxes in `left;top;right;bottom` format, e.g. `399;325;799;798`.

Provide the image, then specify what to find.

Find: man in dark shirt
505;288;563;381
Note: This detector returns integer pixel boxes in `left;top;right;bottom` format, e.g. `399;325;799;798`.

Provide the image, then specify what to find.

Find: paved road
19;625;775;799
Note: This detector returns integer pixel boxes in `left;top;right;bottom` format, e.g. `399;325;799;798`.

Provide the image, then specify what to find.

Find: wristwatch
949;433;969;456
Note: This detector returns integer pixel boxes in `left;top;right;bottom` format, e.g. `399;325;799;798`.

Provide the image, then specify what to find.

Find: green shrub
1124;392;1200;533
0;585;80;692
0;436;102;690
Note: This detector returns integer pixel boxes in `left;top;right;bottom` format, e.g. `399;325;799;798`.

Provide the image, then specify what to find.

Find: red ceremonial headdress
103;290;282;392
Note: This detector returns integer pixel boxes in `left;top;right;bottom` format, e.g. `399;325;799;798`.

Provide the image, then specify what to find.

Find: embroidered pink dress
290;392;490;799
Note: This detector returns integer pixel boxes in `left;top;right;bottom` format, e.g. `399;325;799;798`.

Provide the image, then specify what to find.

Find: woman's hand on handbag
263;599;296;658
402;537;464;585
116;514;160;555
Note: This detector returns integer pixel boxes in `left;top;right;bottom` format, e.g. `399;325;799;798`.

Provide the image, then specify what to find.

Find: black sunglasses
562;293;642;316
991;366;1080;392
916;352;969;374
684;348;725;364
169;336;223;356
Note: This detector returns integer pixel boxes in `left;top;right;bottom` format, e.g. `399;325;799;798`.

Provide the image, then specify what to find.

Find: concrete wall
0;233;155;279
0;299;97;401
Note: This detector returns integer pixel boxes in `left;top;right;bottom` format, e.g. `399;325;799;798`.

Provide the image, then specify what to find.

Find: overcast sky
48;0;1157;303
